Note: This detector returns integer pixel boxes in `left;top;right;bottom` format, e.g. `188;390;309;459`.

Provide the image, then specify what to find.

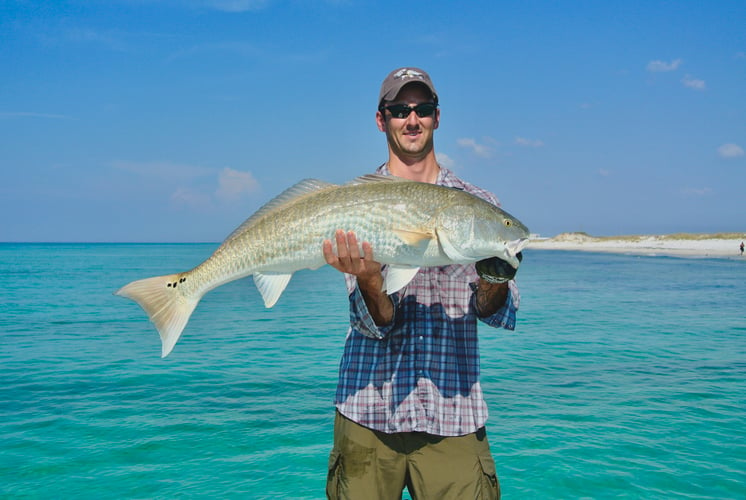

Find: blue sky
2;0;744;242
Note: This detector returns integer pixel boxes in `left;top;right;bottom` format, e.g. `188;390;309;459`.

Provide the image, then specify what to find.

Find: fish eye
504;219;512;227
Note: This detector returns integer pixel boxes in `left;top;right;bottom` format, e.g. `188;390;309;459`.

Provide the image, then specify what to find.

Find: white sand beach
528;232;746;258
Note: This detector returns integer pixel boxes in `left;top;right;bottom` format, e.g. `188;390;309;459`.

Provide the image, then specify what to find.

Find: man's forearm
357;275;394;326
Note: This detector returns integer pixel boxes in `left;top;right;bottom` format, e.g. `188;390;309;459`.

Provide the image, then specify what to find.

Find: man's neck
387;153;440;183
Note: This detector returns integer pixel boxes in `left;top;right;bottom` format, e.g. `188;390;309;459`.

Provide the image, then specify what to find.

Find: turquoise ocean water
1;243;745;499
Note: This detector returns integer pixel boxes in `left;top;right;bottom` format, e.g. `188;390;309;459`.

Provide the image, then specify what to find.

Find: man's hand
323;229;393;326
323;230;382;281
474;253;522;317
475;252;523;284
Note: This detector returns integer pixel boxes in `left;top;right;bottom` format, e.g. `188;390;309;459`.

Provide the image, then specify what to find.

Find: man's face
377;84;440;161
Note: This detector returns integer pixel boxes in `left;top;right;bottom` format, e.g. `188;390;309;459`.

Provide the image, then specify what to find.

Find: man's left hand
475;252;523;284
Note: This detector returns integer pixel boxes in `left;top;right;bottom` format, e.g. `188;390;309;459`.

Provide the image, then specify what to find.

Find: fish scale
115;175;529;357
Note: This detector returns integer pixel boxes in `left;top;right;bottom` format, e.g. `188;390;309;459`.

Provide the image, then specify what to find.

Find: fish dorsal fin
347;174;412;185
225;179;337;242
253;272;293;308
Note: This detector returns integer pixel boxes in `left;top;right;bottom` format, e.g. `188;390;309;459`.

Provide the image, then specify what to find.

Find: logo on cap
393;68;425;81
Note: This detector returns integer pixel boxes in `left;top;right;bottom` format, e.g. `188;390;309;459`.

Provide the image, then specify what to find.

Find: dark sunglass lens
387;105;410;118
414;103;436;117
385;103;436;118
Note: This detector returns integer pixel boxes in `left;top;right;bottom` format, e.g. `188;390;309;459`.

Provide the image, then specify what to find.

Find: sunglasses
381;102;438;119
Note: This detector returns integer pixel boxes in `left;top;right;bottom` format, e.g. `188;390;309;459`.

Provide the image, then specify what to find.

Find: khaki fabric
326;412;500;500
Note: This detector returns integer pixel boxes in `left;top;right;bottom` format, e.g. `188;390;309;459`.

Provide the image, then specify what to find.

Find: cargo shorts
326;411;500;500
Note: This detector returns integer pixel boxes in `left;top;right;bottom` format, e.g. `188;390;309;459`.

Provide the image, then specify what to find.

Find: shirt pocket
434;264;477;317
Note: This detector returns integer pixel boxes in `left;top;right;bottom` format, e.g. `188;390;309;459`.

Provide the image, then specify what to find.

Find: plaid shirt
334;165;520;436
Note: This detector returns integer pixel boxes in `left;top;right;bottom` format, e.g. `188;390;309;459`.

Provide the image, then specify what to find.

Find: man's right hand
323;229;393;325
323;229;382;283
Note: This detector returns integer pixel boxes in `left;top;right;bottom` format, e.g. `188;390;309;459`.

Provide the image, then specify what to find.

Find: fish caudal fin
114;274;201;358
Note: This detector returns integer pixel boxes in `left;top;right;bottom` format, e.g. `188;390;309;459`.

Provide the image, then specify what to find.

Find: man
323;67;521;499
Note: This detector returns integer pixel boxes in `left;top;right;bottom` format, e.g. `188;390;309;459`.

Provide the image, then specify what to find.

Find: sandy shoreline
528;232;746;259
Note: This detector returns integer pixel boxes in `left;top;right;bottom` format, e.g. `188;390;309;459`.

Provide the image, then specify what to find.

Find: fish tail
114;273;201;358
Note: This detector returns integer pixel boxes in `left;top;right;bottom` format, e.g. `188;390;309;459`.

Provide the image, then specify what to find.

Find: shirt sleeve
345;273;397;340
471;280;520;331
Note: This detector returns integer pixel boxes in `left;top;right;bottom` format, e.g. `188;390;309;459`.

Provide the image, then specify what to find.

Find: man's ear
376;110;386;132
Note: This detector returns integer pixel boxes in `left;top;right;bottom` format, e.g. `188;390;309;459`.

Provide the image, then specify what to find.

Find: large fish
115;175;529;357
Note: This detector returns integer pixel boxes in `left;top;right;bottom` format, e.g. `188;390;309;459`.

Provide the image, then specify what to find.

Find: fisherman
322;67;522;499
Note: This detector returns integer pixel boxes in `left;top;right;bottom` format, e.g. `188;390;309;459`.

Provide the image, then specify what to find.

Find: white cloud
112;160;212;182
201;0;271;12
681;74;706;91
168;41;263;62
112;161;260;208
515;137;544;148
456;137;493;158
435;152;456;169
598;168;611;177
717;143;745;158
171;187;212;209
647;58;683;72
681;187;713;197
216;167;259;201
65;27;130;52
0;111;70;119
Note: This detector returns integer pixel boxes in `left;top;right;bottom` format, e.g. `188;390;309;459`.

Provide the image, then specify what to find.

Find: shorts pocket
477;454;500;500
326;450;342;500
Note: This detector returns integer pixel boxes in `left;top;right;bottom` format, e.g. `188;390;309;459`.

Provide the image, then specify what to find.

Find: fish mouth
504;238;530;268
506;238;530;256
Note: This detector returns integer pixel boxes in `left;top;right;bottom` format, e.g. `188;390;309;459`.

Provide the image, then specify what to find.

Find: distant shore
528;232;746;258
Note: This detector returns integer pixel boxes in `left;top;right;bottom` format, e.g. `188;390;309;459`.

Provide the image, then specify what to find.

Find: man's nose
405;109;419;125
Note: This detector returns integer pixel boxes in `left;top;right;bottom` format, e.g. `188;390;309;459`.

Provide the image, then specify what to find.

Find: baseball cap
378;67;438;108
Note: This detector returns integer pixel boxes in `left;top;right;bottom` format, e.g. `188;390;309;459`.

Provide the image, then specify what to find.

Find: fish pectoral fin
253;272;293;308
384;266;421;293
392;229;434;247
435;229;471;263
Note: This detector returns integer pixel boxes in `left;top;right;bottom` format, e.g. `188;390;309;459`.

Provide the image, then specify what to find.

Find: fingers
322;238;336;265
323;230;378;276
336;229;359;261
340;231;362;273
323;230;353;266
361;240;374;261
